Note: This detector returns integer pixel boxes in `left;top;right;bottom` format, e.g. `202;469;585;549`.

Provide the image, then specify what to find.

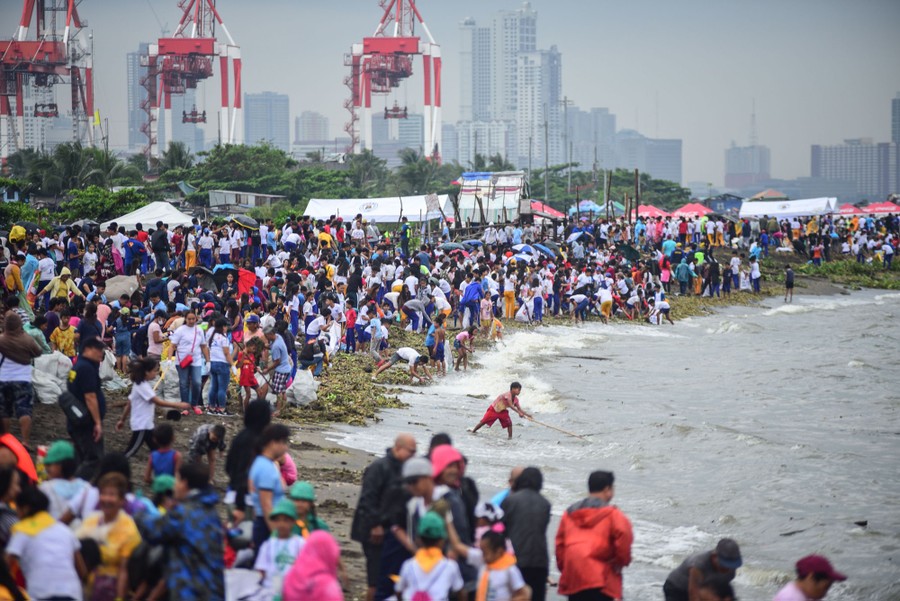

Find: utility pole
543;102;549;203
560;95;574;195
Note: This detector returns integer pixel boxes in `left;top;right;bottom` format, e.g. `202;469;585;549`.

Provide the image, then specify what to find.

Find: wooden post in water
634;169;640;223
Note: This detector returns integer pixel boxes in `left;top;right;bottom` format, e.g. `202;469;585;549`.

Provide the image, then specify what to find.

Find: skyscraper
515;46;562;167
458;18;491;122
398;113;424;151
615;129;682;184
490;2;536;121
892;92;900;146
811;138;897;199
126;44;149;152
244;92;290;152
724;143;771;188
295;111;329;143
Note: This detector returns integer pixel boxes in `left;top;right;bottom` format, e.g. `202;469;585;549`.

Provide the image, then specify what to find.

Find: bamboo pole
526;416;591;441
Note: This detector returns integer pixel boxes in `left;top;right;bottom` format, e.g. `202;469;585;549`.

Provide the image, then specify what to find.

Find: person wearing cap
395;511;464;601
254;498;305;600
555;470;633;601
773;555;846;601
38;440;92;521
288;481;330;537
663;538;743;601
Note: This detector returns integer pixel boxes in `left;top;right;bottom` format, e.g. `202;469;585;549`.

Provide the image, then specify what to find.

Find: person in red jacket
555;470;633;601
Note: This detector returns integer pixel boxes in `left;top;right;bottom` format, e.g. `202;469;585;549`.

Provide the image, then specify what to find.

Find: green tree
57;186;149;223
346;149;389;196
160;141;194;173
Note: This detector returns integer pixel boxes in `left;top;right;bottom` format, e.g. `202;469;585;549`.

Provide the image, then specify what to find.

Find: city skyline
0;0;898;187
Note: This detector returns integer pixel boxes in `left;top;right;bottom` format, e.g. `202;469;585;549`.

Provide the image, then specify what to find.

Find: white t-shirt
7;521;84;601
465;548;526;601
396;557;464;601
207;331;232;364
306;315;326;337
170;324;208;363
218;236;232;254
254;534;305;594
199;235;215;250
38;256;56;281
0;352;31;382
128;380;157;431
396;347;420;363
730;256;741;275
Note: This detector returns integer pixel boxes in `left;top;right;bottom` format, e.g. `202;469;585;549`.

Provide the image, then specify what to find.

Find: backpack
132;322;151;357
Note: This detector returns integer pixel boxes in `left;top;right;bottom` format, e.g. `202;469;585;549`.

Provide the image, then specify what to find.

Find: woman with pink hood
282;530;343;601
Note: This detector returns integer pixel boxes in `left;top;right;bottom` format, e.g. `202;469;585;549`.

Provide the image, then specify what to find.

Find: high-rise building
724;143;771;188
515;46;562;167
398;113;424;150
455;120;515;168
126;44;149;152
244;92;290;152
568;107;617;172
615;129;682;184
295;111;329;143
490;2;536;122
892;92;900;146
458;18;492;122
441;123;458;164
811;138;897;200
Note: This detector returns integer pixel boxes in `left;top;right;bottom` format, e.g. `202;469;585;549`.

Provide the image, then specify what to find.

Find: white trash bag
34;351;73;383
32;369;63;404
285;369;319;407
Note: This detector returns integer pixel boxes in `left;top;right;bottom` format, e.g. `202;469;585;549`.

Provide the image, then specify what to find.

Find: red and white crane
0;0;94;163
344;0;442;161
142;0;241;161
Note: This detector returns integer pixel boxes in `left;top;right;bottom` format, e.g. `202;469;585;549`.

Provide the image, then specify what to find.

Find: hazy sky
3;0;899;186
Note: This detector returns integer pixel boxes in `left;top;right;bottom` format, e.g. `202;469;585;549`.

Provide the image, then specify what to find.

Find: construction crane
0;0;94;164
141;0;241;163
344;0;442;161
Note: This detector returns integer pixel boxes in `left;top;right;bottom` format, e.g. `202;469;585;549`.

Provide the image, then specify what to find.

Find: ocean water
332;290;900;600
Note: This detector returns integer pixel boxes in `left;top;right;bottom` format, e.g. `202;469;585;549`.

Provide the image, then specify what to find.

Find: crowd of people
0;206;888;600
349;429;848;601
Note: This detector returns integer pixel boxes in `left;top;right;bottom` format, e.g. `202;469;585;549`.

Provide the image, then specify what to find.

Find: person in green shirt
288;481;330;537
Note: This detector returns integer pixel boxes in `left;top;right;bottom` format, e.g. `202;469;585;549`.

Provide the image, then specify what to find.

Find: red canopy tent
637;204;670;218
837;203;863;215
864;201;900;214
530;200;565;219
672;202;712;218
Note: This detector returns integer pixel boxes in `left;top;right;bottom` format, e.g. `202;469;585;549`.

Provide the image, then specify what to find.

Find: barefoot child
118;358;190;459
143;423;182;485
453;326;477;371
238;337;269;411
471;382;531;440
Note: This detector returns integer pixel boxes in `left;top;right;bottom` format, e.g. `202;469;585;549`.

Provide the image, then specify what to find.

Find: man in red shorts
471;382;531;439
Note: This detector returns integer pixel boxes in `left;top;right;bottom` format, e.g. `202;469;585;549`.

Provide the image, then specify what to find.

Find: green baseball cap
288;481;316;502
269;498;298;520
417;511;447;540
152;474;176;495
45;441;75;464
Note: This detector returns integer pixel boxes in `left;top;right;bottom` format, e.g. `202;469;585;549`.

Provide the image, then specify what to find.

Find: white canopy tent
101;201;195;231
304;195;451;223
455;171;527;224
739;197;836;219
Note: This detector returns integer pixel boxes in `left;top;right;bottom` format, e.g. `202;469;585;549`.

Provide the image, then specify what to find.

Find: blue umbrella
462;239;483;247
512;243;535;254
505;253;535;264
533;243;556;258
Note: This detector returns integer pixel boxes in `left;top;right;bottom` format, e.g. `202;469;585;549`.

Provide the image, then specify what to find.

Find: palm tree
160;141;194;173
395;147;440;195
347;149;389;196
88;148;142;188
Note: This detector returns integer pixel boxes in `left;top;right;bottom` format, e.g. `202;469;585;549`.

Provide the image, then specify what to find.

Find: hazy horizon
1;0;898;187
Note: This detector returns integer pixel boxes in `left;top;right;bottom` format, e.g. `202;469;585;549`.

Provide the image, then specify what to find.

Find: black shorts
362;541;382;586
0;382;33;419
785;282;794;289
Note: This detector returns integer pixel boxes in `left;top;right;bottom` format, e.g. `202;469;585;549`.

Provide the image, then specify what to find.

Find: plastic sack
33;369;63;404
99;350;117;381
225;568;267;601
285;369;319;407
34;351;73;383
151;360;181;402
